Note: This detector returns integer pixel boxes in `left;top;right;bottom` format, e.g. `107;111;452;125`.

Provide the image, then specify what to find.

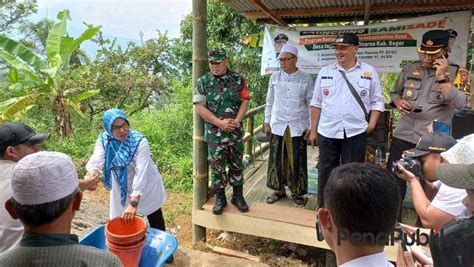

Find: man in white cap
0;151;121;266
309;33;385;208
264;44;314;205
0;122;99;252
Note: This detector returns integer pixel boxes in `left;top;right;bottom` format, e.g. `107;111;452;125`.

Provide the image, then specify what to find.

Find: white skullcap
279;44;298;57
12;151;79;205
441;134;474;164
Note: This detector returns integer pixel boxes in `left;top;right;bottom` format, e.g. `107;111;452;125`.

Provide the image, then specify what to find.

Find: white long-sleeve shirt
264;69;315;137
311;61;385;139
86;138;167;219
0;160;23;252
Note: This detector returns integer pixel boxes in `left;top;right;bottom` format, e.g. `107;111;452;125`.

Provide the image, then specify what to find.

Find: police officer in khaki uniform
388;30;467;216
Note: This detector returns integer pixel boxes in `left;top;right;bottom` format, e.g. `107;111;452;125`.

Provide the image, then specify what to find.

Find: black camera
392;157;424;180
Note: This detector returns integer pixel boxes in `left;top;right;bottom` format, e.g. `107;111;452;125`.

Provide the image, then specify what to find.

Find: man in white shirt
318;163;398;266
309;33;385;207
264;44;314;205
0;122;49;252
396;133;473;229
0;122;99;253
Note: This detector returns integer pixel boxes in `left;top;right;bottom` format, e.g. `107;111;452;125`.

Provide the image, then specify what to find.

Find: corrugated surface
221;0;473;21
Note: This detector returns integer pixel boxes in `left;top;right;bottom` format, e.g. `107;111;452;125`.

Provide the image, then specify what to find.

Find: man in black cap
309;33;385;207
274;33;288;58
264;33;289;74
395;132;468;229
0;122;50;252
388;30;467;211
447;28;463;66
0;122;99;252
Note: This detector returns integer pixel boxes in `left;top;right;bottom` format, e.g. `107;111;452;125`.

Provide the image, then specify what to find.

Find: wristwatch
129;200;139;208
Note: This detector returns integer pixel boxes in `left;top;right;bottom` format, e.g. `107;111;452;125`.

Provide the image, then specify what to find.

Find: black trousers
147;208;166;231
317;131;367;208
387;137;416;220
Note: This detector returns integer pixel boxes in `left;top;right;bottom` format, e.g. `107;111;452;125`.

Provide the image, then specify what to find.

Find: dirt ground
74;184;327;266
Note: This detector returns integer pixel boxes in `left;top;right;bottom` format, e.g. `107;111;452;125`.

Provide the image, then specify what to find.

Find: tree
78;31;172;117
0;9;100;138
0;0;37;34
171;0;269;105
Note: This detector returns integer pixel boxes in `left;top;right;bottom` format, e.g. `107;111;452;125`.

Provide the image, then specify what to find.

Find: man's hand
121;204;137;224
80;175;100;191
218;118;237;133
303;129;311;140
367;122;376;133
264;123;272;137
396;245;416;267
88;169;102;180
395;164;418;183
434;55;449;80
395;98;412;115
309;130;318;147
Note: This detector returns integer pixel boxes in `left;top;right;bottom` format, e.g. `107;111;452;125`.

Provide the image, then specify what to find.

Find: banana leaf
71;89;99;105
0;92;42;119
46;9;69;67
0;36;46;71
60;26;101;69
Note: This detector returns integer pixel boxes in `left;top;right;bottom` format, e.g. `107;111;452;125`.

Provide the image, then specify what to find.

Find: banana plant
0;9;101;138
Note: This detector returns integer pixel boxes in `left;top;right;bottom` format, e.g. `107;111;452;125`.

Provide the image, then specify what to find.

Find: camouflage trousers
207;141;244;190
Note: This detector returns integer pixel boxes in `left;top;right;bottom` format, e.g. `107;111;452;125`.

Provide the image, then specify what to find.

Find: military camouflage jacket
193;70;250;144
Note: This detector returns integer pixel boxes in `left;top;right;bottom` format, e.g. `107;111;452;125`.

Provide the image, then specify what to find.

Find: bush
21;81;193;192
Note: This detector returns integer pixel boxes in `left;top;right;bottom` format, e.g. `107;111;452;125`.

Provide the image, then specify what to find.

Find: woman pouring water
85;108;167;230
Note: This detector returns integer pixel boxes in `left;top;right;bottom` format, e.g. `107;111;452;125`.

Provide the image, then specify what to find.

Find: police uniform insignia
406;90;413;97
408;82;416;89
412;70;421;77
323;88;329;96
426;40;434;46
361;71;372;80
360;90;368;97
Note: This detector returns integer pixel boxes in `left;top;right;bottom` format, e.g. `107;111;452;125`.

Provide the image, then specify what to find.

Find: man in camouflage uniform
388;30;467;218
193;48;250;215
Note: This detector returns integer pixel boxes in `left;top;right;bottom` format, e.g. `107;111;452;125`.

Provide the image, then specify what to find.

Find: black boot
231;186;249;212
212;188;227;215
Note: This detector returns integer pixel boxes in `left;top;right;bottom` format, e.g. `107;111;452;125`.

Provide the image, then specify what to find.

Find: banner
261;11;471;75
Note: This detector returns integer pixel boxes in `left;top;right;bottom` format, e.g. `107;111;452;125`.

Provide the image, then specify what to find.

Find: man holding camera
395;132;469;229
388;30;467;208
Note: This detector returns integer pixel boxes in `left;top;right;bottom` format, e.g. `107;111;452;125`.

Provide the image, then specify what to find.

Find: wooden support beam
192;0;208;244
251;0;288;27
193;202;403;262
243;0;474;20
363;0;372;25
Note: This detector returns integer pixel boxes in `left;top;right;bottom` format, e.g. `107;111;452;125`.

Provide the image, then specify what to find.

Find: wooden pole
245;117;254;157
363;0;372;25
192;0;208;244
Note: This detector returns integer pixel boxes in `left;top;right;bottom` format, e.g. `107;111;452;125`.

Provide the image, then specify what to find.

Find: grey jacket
390;61;467;144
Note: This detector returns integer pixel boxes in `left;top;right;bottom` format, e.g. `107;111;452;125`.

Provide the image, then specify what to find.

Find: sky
29;0;192;54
